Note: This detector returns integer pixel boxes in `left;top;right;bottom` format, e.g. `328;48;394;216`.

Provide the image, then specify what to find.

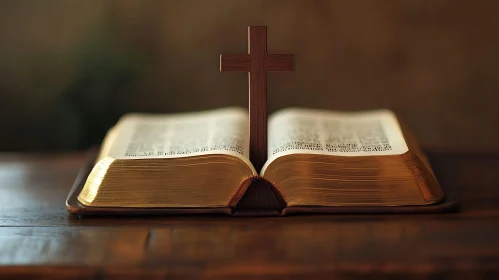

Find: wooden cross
220;26;294;172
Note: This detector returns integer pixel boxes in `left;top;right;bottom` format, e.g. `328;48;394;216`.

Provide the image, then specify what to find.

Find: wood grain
219;54;250;71
1;151;499;278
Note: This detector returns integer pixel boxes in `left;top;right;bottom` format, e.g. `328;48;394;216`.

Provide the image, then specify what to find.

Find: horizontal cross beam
220;54;294;72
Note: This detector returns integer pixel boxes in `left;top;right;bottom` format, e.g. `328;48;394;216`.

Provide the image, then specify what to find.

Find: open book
70;107;445;215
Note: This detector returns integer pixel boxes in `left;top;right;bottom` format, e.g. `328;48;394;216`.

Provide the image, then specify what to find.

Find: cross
220;26;294;172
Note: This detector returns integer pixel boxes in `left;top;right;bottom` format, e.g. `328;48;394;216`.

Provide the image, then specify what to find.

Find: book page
262;108;409;173
105;107;252;166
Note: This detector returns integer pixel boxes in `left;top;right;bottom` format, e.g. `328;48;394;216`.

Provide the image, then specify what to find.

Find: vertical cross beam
248;26;267;172
220;26;294;172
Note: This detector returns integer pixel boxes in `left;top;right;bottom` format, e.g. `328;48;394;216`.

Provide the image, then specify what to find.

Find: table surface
0;151;498;279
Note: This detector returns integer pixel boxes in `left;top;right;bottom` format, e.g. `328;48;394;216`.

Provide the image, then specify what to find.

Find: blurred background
0;0;498;152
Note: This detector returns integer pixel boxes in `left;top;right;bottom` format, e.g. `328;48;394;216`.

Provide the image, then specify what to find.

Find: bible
66;107;457;216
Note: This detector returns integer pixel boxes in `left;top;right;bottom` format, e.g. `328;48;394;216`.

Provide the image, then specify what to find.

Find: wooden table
0;151;498;279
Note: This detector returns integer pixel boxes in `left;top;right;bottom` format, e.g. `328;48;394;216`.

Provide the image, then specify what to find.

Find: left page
103;107;252;166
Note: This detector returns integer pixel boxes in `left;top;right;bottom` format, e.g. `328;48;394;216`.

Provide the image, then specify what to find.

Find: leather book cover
66;148;459;216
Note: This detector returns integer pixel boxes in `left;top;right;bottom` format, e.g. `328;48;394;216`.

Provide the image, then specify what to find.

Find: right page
262;108;409;174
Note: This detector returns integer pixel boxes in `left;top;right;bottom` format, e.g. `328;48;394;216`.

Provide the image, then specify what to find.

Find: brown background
0;0;498;152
